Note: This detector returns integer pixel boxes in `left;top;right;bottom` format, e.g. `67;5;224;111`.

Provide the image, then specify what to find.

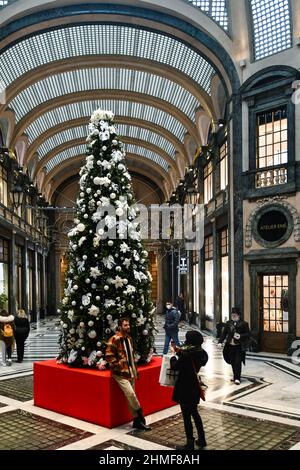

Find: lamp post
11;184;24;212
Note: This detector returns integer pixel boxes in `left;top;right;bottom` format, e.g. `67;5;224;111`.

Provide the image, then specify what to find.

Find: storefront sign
257;210;288;243
179;257;188;274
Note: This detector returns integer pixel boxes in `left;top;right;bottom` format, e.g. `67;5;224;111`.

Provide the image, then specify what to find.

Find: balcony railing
0;202;49;247
256;166;288;188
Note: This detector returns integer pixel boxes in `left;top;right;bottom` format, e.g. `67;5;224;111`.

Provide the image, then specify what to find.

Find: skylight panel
186;1;229;31
25;101;186;145
11;69;199;122
125;144;169;171
0;25;214;95
250;0;292;60
46;144;86;173
38;126;89;159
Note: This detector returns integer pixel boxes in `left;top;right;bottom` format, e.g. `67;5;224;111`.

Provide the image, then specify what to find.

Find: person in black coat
175;293;186;322
14;309;30;363
170;330;208;451
218;308;250;385
163;301;181;354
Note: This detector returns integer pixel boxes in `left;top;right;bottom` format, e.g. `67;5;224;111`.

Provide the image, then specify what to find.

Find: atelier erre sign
257;210;288;243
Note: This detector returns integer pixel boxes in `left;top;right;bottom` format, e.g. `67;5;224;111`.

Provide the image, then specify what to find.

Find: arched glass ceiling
38;126;89;160
46;145;86;174
0;24;214;93
117;124;175;158
125;144;169;171
25;101;187;144
37;124;175;161
186;0;228;31
11;69;200;122
46;143;168;174
250;0;292;60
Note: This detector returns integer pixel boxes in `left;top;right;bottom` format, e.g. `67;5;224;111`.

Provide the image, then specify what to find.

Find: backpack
3;323;13;338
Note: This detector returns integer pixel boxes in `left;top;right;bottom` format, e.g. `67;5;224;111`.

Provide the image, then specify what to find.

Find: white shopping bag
159;354;179;387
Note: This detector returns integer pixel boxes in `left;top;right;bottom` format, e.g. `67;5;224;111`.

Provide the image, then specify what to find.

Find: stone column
32;245;38;322
23;239;29;315
8;230;16;316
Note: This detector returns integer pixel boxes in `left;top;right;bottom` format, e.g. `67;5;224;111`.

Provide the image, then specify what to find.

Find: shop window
16;245;23;311
37;254;42;311
220;229;229;322
26;196;33;225
0;238;9;304
0;166;8;206
256;106;288;188
204;236;214;321
220;140;228;190
204;161;213;204
27;250;34;313
263;275;289;333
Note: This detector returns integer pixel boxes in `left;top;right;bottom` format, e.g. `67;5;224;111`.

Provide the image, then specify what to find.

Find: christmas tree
57;109;156;368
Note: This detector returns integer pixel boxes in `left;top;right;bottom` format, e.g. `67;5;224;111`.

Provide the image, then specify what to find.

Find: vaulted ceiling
0;0;293;204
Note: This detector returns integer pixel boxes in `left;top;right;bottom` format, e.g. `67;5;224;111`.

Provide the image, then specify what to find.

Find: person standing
0;310;15;366
176;293;186;322
14;309;30;363
170;331;208;450
218;308;250;385
163;300;181;355
105;317;151;431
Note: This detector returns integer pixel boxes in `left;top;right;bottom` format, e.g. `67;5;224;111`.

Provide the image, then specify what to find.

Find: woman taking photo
171;330;208;451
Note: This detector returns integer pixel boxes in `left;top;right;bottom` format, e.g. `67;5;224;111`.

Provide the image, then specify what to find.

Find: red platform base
34;357;176;428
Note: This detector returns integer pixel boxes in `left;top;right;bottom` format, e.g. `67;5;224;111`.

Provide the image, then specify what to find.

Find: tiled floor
0;409;93;450
133;408;300;450
0;316;300;451
0;375;33;401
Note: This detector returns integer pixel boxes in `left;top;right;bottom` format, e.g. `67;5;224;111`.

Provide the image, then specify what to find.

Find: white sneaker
7;359;12;366
1;362;7;367
234;380;240;385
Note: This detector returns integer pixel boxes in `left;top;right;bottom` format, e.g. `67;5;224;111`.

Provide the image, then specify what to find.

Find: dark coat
219;319;250;366
175;297;185;313
14;317;30;341
164;307;180;334
170;347;208;405
219;320;250;351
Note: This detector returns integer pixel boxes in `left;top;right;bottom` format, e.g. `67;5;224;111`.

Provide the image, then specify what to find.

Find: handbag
159;354;179;387
191;358;207;401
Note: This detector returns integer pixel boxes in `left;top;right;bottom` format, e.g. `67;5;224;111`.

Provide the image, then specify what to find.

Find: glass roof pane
25;100;187;144
46;145;86;173
250;0;292;60
117;124;175;159
185;1;229;31
37;124;175;162
125;144;169;171
45;143;168;174
26;101;186;145
0;24;214;94
38;126;89;159
10;68;199;122
0;0;17;9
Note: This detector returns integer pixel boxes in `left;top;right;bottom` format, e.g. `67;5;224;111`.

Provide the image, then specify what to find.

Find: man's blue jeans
163;331;180;355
